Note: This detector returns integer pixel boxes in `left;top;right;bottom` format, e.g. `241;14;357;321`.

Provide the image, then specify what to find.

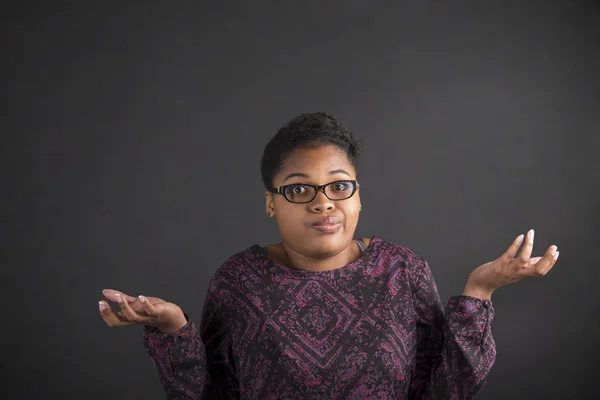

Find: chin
307;233;350;257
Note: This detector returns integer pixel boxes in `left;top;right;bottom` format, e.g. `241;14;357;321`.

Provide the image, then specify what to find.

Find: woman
99;112;559;399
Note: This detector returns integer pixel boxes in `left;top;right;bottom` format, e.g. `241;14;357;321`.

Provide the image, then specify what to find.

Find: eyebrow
282;169;352;183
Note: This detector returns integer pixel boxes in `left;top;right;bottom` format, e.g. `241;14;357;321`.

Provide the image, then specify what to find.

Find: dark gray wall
3;1;599;399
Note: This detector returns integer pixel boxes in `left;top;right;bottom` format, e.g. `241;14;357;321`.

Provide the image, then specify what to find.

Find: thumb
102;288;137;303
528;256;543;265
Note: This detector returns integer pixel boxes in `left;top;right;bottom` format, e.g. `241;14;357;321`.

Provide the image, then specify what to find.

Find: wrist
158;310;188;334
463;282;494;300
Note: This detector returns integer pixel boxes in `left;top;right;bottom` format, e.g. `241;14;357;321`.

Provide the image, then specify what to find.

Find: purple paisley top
144;237;496;399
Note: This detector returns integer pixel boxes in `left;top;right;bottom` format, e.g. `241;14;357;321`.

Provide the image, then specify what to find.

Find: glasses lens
284;185;316;203
325;181;356;200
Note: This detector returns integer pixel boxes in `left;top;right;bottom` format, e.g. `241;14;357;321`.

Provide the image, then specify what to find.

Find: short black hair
260;112;362;190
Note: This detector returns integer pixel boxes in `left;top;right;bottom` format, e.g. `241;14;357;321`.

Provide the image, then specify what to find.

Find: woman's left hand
463;229;559;300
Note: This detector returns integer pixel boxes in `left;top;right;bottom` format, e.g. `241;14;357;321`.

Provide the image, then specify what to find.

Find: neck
281;241;360;272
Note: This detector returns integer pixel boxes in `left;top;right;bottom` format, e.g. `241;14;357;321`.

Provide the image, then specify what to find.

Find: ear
265;191;275;218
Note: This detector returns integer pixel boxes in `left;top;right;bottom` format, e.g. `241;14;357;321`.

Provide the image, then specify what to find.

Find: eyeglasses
270;180;358;204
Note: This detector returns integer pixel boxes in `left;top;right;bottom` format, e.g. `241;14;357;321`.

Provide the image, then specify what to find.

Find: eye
332;182;351;192
289;185;308;194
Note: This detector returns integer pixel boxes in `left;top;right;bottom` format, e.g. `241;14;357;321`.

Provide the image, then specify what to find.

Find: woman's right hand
99;288;188;334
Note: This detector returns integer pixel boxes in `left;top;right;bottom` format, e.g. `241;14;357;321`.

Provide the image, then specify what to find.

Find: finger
103;288;137;303
549;251;559;271
523;245;558;277
518;229;535;263
138;295;160;317
115;293;150;324
504;234;525;260
99;300;133;328
528;256;542;264
512;257;542;274
541;247;559;275
139;295;166;305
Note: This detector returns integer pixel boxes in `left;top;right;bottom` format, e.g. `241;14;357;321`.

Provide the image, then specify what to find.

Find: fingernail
99;301;107;312
528;229;535;239
102;289;106;295
138;295;146;303
115;293;123;303
554;251;559;259
517;234;524;244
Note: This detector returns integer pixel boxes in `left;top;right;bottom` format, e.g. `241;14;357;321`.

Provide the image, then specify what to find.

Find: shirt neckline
251;236;380;280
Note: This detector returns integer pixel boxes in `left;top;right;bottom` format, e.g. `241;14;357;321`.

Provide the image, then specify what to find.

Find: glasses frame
270;180;359;204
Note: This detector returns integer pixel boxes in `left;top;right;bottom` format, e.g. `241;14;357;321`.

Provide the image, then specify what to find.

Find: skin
265;145;364;272
463;229;559;299
99;144;560;333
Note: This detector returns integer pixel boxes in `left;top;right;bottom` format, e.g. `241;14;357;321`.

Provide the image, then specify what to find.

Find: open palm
467;230;559;295
99;288;187;334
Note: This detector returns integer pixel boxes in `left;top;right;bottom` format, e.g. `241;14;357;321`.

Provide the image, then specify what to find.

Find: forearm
410;295;496;399
144;319;207;399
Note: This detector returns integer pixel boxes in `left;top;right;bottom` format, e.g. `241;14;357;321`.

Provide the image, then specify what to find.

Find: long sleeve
199;285;240;399
144;317;207;399
409;261;497;400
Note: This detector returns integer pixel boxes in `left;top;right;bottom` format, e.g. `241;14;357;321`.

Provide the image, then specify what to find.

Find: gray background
3;1;599;399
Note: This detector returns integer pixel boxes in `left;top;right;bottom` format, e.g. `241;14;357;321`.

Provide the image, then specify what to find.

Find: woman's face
265;144;361;258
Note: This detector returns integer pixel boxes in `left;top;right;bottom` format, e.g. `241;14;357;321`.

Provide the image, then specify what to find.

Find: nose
310;189;335;213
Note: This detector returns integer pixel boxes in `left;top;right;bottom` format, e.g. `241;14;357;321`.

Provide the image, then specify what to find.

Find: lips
311;217;342;234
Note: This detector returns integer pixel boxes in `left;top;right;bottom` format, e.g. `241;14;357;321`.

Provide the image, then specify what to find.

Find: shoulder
206;244;267;293
368;237;431;282
369;236;428;266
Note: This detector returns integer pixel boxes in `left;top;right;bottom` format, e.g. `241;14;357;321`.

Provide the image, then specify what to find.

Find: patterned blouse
144;237;496;399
